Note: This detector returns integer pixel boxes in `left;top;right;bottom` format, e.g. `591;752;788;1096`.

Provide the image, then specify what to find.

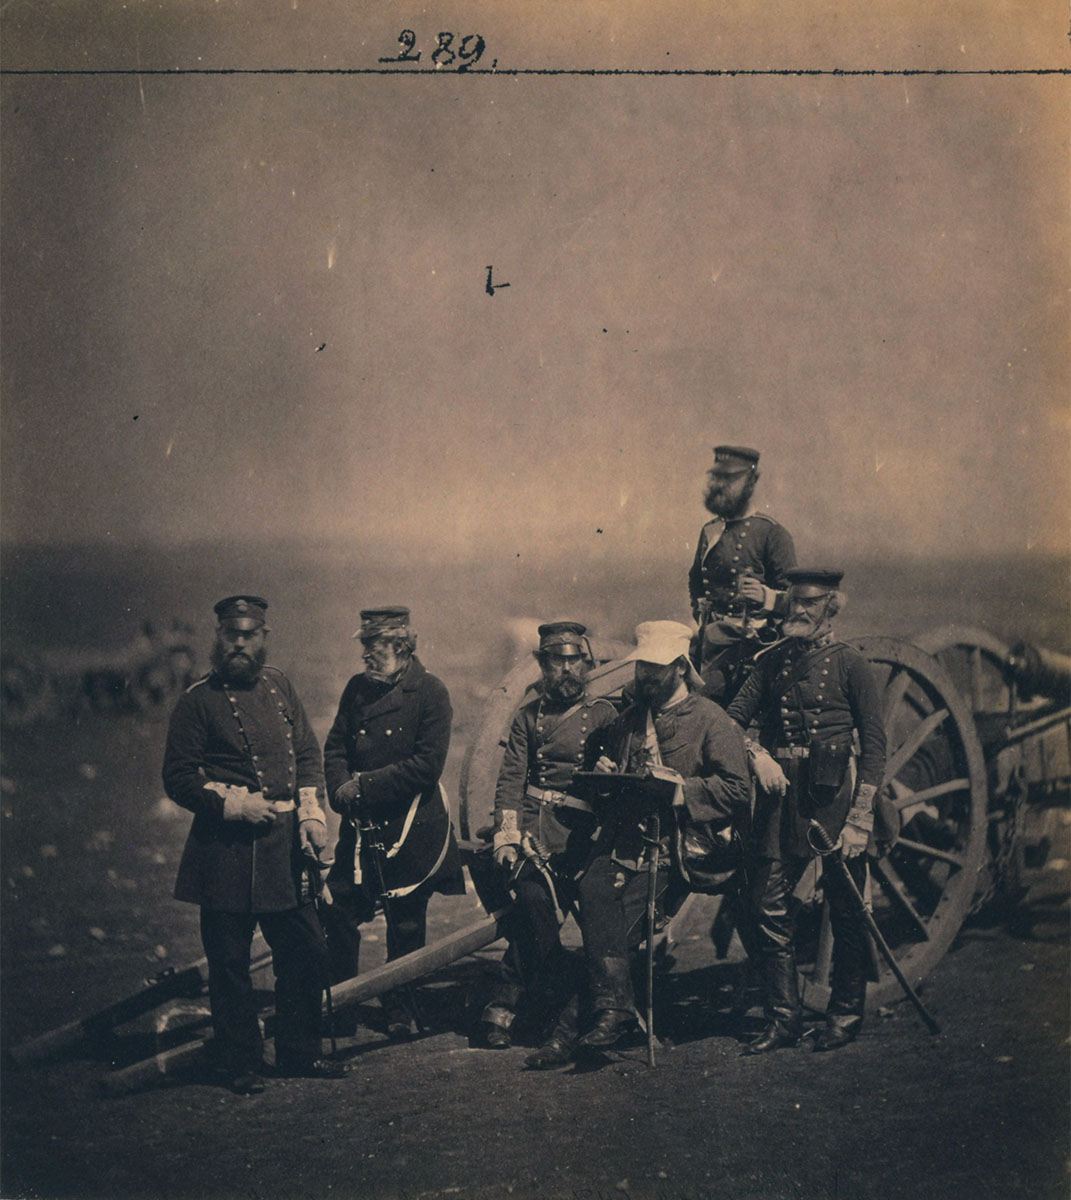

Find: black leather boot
814;1013;862;1052
526;994;579;1070
578;1008;635;1048
479;1003;515;1050
744;951;801;1055
817;924;866;1052
578;956;635;1048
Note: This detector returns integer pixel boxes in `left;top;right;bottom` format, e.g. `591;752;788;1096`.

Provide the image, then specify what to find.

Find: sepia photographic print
2;4;1068;1198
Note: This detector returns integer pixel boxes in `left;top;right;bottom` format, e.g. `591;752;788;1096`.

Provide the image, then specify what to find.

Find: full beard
212;643;267;685
703;478;754;519
635;674;679;711
545;674;585;704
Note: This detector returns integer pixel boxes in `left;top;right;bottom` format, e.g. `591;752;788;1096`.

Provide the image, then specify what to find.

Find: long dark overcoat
324;656;464;903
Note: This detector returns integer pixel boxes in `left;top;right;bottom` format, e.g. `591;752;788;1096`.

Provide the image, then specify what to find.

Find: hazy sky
2;2;1068;563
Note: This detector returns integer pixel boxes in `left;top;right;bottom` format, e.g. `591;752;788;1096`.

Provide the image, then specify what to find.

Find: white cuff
297;785;326;823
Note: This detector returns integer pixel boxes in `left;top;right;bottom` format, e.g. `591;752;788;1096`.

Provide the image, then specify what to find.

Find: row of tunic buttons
226;680;296;794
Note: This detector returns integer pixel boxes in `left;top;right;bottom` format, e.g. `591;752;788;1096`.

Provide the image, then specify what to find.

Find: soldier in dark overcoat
324;606;464;1038
479;621;617;1054
163;595;344;1093
726;568;887;1052
688;445;797;703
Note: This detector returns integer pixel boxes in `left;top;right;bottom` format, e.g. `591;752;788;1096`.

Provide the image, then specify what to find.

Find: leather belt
774;746;810;760
525;785;594;814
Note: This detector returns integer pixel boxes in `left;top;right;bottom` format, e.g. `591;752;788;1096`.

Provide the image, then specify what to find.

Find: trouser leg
380;889;430;1026
200;909;262;1073
822;854;869;1032
577;856;633;1013
319;883;371;985
486;866;568;1022
259;904;328;1070
747;857;807;1035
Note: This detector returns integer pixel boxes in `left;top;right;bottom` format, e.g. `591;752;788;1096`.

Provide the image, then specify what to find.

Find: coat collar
353;656;427;717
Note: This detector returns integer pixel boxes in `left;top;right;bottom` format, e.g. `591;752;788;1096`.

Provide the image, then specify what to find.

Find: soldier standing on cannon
324;606;465;1040
726;568;887;1053
162;595;344;1094
689;445;797;704
479;621;617;1052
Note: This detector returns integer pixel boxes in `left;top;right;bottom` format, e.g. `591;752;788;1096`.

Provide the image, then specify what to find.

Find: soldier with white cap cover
567;620;751;1052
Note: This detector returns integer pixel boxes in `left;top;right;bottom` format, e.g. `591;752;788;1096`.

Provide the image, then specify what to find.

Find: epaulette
742;512;780;525
184;674;210;693
585;695;617;710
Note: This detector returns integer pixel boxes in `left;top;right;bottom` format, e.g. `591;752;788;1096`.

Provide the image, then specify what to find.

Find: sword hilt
807;819;842;857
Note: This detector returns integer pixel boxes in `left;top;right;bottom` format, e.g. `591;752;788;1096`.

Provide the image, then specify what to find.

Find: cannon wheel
797;637;990;1012
458;637;633;840
915;625;1018;720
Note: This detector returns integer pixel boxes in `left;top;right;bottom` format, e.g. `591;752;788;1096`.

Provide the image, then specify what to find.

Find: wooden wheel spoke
872;858;931;940
885;707;950;783
882;667;912;721
892;837;965;870
891;777;971;809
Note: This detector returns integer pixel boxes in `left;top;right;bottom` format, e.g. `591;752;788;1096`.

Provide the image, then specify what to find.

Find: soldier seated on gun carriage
478;621;617;1050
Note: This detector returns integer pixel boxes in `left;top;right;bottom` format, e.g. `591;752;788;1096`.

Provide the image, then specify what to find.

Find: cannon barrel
1005;641;1071;705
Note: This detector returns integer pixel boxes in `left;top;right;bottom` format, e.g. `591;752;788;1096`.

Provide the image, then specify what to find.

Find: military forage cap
711;445;760;476
537;621;588;654
785;567;844;596
355;606;411;640
213;595;268;629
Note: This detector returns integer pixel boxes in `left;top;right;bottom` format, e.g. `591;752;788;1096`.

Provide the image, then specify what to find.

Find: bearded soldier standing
163;595;343;1093
479;621;617;1051
689;445;797;704
727;568;887;1053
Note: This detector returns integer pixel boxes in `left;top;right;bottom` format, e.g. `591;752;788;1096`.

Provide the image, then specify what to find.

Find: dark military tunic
324;656;463;902
493;690;618;856
688;510;797;626
163;666;325;913
726;636;886;858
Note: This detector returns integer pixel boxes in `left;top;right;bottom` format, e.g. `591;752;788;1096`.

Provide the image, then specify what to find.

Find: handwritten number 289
379;30;486;71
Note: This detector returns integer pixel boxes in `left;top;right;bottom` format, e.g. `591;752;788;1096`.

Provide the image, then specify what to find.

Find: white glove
842;783;877;858
216;785;275;825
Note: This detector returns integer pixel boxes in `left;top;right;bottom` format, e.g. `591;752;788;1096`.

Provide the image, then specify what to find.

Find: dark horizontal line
1;66;1068;78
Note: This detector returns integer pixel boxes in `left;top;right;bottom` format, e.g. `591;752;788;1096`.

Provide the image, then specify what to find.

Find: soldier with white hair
727;568;887;1053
